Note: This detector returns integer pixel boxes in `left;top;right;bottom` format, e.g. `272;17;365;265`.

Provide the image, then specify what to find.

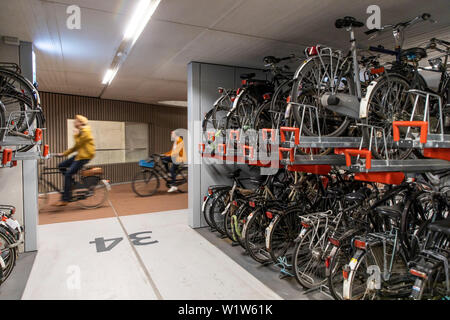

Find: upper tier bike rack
392;89;450;150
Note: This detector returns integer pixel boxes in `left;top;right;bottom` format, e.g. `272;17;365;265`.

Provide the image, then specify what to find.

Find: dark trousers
161;156;178;186
59;156;90;201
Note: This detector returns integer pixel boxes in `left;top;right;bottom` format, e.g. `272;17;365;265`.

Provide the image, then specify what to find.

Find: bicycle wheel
0;100;5;141
77;180;109;209
243;208;272;264
208;189;230;236
0;69;38;133
363;74;414;160
132;170;160;197
225;92;259;131
232;201;253;248
345;242;409;300
202;108;216;141
293;225;330;289
267;207;303;264
328;244;352;300
0;228;17;285
291;55;351;139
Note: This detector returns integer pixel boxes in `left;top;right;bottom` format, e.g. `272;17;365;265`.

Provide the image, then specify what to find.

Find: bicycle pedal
231;241;240;247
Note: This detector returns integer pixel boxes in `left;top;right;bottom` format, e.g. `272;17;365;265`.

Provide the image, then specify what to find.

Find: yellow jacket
63;125;96;160
164;137;186;164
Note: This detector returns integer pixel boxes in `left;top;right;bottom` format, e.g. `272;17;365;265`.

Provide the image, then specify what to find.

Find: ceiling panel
0;0;449;104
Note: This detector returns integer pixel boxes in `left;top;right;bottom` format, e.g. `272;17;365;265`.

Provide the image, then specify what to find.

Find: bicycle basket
139;159;155;168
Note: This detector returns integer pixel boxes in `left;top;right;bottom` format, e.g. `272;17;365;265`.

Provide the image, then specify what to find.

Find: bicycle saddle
400;47;427;62
249;175;267;184
227;168;241;179
374;205;402;219
240;73;256;80
427;218;450;237
335;16;364;29
344;191;366;203
263;56;279;65
81;167;103;177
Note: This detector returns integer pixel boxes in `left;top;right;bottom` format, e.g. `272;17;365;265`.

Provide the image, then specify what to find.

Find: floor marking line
108;199;163;300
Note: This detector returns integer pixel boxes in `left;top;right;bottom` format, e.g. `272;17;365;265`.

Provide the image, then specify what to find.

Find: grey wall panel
188;62;264;228
39;92;187;191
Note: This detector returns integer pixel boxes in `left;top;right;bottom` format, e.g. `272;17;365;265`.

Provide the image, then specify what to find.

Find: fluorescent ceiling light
102;68;117;85
158;101;188;107
100;0;160;91
124;0;161;45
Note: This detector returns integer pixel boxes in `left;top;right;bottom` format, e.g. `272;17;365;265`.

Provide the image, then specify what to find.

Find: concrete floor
0;252;36;300
21;209;282;300
196;228;331;300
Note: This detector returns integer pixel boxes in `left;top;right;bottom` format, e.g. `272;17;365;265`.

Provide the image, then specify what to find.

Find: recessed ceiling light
158;101;188;107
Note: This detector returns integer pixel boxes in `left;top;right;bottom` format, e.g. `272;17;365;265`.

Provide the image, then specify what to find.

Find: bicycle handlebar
364;13;435;36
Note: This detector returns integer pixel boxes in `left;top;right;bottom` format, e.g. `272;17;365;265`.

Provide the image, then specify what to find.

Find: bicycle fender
343;249;366;300
265;214;280;251
325;245;339;277
229;88;246;114
102;179;111;191
359;80;378;118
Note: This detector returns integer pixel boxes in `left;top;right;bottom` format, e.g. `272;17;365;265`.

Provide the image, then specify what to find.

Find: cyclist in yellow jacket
161;130;186;193
55;115;96;206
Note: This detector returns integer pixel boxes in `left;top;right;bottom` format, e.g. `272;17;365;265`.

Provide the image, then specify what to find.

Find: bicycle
0;205;22;285
131;154;188;197
38;155;111;210
408;217;449;300
289;14;435;159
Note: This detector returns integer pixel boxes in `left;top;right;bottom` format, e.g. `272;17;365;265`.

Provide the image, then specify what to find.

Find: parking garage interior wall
39;92;187;191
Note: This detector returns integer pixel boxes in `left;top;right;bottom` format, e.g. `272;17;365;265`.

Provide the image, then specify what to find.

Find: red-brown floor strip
39;182;188;225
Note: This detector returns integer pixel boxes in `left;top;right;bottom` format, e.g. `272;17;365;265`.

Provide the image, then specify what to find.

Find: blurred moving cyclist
55;115;96;206
161;130;186;193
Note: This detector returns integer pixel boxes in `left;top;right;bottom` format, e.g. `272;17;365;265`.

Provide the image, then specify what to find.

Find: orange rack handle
262;128;276;142
279;147;295;163
217;144;227;155
393;121;428;144
198;143;205;153
2;148;12;165
343;149;372;170
34;128;43;142
242;145;254;159
229;130;240;141
280;127;300;145
262;128;277;143
43;144;49;158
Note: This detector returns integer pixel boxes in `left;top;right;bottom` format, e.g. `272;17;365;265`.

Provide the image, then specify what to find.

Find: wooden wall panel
39;92;187;191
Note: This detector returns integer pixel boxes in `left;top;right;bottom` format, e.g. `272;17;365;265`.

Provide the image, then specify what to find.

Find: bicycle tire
292;224;331;289
242;208;272;264
267;206;303;264
291;55;351;140
0;69;38;133
76;179;109;209
131;170;160;197
327;244;352;300
0;227;17;285
208;189;230;236
362;74;413;160
0;100;5;142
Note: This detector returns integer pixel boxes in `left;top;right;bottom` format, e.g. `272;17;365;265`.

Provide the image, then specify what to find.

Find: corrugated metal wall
39;92;187;191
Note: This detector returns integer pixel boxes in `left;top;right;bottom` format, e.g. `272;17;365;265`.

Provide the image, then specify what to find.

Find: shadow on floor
196;227;331;300
0;251;37;300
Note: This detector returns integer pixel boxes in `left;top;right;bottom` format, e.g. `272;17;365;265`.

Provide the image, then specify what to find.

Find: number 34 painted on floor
90;231;158;253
